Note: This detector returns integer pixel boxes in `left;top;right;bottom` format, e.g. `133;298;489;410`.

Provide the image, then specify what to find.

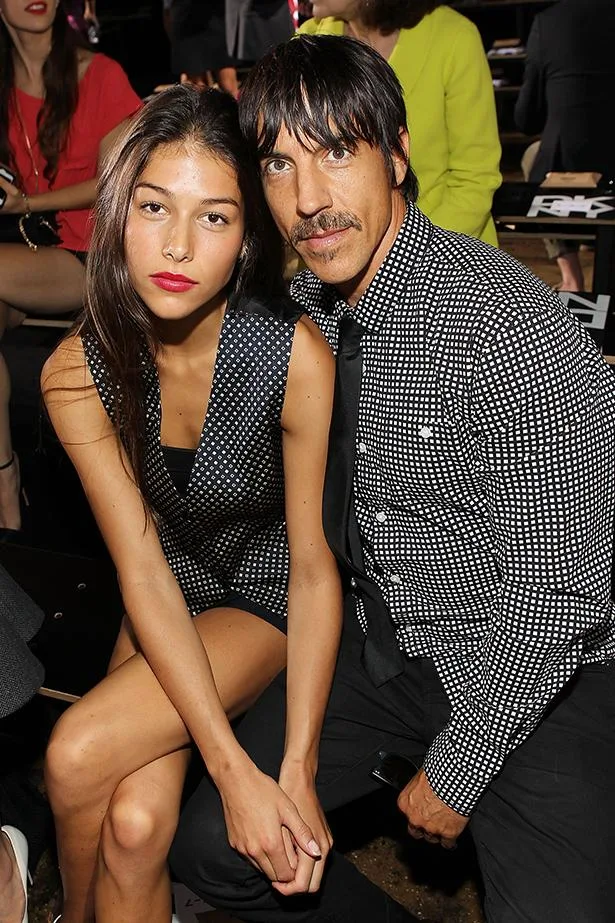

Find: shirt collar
326;203;433;333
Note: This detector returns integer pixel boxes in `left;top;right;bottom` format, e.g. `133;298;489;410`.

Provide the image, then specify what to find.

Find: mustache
290;211;362;247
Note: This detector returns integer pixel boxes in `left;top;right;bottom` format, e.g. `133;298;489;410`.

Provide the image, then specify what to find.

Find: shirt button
358;442;367;454
390;574;402;584
350;577;357;588
375;511;387;523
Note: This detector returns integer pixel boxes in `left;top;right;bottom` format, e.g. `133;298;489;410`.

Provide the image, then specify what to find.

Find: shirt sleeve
426;19;502;240
423;301;615;815
89;55;143;140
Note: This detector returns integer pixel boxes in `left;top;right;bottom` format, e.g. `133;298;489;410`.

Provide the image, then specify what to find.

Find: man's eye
264;159;288;175
329;148;350;161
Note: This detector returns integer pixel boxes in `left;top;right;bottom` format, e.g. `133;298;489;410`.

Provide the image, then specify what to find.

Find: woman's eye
203;212;229;226
140;201;165;215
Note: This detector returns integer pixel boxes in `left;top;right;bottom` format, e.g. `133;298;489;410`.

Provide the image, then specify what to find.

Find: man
171;36;615;922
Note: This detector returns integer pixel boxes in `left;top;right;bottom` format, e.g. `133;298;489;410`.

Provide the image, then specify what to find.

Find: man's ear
392;127;410;187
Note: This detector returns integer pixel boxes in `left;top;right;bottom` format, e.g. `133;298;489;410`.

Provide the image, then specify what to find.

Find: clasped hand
218;761;332;895
0;175;26;215
397;768;468;849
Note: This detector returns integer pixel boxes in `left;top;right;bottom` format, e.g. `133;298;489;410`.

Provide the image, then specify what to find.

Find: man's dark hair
238;35;419;201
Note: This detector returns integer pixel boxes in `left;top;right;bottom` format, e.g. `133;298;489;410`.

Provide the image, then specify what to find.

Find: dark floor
0;239;598;922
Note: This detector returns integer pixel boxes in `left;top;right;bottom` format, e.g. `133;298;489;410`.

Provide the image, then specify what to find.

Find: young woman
0;0;141;529
41;85;341;923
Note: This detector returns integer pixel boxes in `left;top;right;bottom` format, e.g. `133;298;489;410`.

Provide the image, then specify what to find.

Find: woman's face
310;0;361;21
0;0;58;34
125;142;245;323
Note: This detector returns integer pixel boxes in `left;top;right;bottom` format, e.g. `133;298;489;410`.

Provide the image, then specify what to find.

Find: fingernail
307;839;321;857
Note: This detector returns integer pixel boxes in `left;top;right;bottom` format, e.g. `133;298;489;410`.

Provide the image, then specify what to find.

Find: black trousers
170;612;615;923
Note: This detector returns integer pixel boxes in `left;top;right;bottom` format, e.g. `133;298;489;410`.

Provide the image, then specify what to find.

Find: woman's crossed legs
45;605;287;923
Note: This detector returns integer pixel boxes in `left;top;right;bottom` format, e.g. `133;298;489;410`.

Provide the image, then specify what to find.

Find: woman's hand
0;176;26;215
216;758;321;887
275;760;333;895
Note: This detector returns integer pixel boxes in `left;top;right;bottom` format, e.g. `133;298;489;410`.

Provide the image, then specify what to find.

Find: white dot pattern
292;204;615;815
83;294;303;620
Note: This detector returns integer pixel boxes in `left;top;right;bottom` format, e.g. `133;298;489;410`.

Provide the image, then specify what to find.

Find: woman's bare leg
0;246;84;526
96;750;191;923
0;245;84;316
556;250;585;291
0;302;20;530
46;606;286;923
0;828;26;923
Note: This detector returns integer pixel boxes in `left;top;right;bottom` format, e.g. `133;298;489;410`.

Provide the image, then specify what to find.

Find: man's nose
294;163;333;218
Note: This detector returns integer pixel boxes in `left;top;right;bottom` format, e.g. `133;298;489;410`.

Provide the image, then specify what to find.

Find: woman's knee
100;786;177;872
45;707;110;811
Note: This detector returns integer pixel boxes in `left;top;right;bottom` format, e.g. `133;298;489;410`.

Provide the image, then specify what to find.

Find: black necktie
324;314;404;686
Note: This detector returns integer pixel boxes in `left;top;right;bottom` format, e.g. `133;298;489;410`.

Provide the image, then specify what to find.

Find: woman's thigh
0;244;85;313
49;606;287;787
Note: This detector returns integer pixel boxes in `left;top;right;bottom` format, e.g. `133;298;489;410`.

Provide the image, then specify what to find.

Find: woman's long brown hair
80;85;286;510
0;0;81;185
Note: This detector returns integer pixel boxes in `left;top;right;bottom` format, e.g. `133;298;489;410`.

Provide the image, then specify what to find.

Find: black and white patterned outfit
292;203;615;815
171;205;615;923
83;293;303;624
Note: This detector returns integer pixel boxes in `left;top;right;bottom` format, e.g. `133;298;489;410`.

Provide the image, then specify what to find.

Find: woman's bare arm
276;315;343;894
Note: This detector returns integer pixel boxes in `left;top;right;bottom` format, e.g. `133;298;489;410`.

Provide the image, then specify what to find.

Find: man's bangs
256;82;377;158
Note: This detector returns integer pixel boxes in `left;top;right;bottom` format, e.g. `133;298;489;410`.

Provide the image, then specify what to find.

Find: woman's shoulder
78;50;128;81
77;52;141;105
230;291;305;326
297;16;344;36
423;4;481;41
41;333;86;389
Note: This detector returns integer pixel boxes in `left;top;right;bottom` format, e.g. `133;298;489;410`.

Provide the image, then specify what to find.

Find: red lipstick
150;271;198;293
25;2;48;14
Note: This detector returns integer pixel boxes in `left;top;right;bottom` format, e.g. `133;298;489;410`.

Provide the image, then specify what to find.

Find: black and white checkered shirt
291;204;615;815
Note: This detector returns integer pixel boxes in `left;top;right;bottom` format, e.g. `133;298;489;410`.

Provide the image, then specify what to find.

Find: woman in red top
0;0;141;530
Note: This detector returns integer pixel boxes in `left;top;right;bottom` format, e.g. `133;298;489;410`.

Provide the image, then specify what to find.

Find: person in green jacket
299;0;501;245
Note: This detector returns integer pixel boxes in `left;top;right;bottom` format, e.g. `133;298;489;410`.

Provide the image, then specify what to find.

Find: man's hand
397;768;468;849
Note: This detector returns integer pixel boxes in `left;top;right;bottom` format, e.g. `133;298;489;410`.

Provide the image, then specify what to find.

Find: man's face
260;126;408;305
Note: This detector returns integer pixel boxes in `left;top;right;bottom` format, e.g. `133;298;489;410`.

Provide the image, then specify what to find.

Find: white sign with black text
527;195;615;219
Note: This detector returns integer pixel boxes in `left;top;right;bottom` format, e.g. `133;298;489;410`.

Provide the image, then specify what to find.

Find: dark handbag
0;210;61;251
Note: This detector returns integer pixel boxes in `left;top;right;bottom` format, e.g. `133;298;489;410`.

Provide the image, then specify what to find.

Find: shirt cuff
423;717;507;816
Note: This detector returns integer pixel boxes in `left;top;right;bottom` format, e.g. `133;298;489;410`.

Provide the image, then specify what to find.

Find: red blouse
8;54;142;252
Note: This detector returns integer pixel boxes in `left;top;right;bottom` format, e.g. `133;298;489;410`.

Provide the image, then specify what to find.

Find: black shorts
215;593;287;635
66;248;87;265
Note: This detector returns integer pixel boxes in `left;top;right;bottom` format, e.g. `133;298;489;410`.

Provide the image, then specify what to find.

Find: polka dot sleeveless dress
82;293;303;619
